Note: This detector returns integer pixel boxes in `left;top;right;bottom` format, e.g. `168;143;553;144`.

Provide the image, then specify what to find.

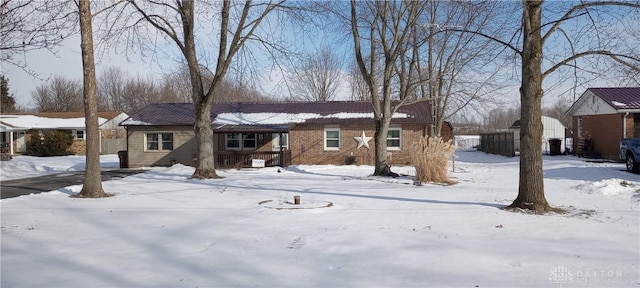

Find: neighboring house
119;101;453;168
508;116;570;155
565;87;640;160
0;111;128;156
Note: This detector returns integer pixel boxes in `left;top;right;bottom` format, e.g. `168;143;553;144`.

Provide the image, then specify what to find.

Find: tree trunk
192;102;219;179
507;0;549;212
77;0;108;198
177;0;219;179
373;119;389;176
373;115;395;176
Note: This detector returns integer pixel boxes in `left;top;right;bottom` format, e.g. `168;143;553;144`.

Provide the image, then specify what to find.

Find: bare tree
347;61;370;101
97;66;127;111
120;74;157;114
76;0;109;198
510;1;640;212
157;64;273;104
290;46;343;102
460;1;640;212
543;97;572;129
98;66;184;113
121;0;288;179
31;75;83;112
159;67;193;103
414;1;511;137
350;0;426;176
0;0;77;72
482;106;521;131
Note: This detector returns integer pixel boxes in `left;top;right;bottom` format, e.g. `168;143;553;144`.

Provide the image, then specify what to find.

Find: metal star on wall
353;130;372;149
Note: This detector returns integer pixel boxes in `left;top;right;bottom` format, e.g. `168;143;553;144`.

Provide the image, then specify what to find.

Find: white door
272;133;289;151
16;131;26;153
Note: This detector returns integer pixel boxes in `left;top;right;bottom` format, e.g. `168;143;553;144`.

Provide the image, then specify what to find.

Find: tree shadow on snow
297;189;506;209
544;165;637;182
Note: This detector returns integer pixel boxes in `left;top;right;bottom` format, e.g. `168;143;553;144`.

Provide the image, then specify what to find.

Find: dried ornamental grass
411;136;456;184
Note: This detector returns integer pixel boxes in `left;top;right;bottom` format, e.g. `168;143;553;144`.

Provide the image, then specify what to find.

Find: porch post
279;132;284;167
10;130;14;155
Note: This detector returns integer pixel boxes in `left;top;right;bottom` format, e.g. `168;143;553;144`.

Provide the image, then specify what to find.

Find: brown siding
572;113;624;160
127;126;197;168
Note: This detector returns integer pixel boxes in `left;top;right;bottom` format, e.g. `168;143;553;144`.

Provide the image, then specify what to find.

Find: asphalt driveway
1;169;146;199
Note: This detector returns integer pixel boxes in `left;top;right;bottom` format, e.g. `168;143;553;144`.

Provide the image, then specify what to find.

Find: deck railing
216;150;291;168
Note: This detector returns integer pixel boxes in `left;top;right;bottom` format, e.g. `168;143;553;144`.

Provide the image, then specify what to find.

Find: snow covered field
1;152;638;287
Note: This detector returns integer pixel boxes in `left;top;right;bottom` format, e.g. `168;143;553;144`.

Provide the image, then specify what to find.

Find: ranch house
119;101;453;168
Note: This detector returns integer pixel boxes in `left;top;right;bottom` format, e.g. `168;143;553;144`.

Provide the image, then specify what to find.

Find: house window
272;133;289;151
75;130;85;140
387;128;401;150
226;133;241;150
145;132;173;151
324;127;340;150
226;133;257;150
243;133;257;150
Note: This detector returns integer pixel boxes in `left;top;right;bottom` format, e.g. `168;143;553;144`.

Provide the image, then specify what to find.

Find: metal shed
508;116;569;155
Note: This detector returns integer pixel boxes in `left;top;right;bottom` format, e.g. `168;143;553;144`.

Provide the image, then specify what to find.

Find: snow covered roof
0;114;108;131
121;101;431;130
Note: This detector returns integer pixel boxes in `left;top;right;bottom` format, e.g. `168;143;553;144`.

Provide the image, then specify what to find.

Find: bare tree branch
543;50;640;78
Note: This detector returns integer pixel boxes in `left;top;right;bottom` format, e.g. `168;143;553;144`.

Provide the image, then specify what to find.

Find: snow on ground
1;152;639;287
454;135;480;150
0;154;120;180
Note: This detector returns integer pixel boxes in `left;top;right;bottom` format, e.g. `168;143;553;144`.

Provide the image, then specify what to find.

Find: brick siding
572;113;624;160
287;122;451;166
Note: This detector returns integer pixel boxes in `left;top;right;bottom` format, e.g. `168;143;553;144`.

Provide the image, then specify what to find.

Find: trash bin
548;138;562;156
117;150;128;168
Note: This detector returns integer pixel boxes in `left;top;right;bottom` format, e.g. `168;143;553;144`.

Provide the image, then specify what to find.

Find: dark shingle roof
120;101;432;128
1;111;125;120
588;87;640;110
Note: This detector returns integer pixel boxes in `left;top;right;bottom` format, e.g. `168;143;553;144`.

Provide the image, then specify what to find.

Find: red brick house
119;101;453;168
565;87;640;160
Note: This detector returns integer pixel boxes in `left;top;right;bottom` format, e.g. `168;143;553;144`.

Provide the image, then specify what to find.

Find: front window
146;133;173;151
243;133;257;150
226;133;257;150
226;133;241;150
75;130;85;140
387;128;401;150
324;127;340;150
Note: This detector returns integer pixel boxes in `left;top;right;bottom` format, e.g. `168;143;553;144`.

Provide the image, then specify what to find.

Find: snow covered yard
1;152;638;287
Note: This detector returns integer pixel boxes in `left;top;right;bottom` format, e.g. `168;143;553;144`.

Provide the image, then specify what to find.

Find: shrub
26;130;74;156
411;136;456;184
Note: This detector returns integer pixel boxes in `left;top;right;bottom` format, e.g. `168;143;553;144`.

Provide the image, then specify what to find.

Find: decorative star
353;130;372;149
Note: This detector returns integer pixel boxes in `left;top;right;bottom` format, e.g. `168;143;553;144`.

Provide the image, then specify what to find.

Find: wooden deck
216;150;291;168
